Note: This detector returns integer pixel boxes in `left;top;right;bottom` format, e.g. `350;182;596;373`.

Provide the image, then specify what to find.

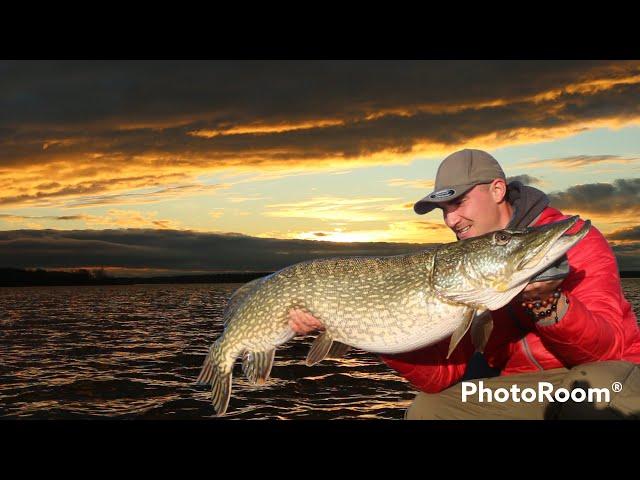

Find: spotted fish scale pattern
217;248;467;369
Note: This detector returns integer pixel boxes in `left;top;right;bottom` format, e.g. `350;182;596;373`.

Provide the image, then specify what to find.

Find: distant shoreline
1;268;640;288
0;268;274;287
620;271;640;278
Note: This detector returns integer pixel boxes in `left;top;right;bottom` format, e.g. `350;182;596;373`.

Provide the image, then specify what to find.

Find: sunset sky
2;60;640;275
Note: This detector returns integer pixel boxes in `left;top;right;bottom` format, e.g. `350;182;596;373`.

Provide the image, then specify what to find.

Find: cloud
188;119;346;137
0;170;218;208
416;221;451;231
386;178;435;189
0;210;183;230
548;178;640;216
264;196;402;222
507;174;542;185
0;214;86;222
519;155;640;170
209;209;224;220
80;210;183;229
2;61;640;209
611;242;640;269
227;195;268;203
62;183;229;209
1;221;637;272
606;225;640;241
3;61;631;129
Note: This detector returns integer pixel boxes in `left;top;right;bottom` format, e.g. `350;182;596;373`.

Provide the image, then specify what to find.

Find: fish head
432;215;591;310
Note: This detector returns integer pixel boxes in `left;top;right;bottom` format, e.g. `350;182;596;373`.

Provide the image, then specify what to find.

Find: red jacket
380;207;640;393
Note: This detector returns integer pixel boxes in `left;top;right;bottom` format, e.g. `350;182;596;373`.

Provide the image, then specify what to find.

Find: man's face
436;183;505;240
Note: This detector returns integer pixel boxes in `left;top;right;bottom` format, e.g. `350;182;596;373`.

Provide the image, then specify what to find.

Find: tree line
0;268;274;287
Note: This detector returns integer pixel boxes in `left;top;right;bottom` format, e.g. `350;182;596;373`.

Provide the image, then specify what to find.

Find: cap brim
413;184;476;215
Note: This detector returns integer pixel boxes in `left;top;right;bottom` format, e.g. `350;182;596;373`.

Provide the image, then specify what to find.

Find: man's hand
288;309;325;336
518;278;569;321
520;279;564;304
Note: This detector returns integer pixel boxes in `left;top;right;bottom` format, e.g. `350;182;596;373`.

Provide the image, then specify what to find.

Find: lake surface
2;280;640;420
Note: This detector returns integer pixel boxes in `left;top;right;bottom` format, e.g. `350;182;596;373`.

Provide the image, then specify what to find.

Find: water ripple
0;281;638;419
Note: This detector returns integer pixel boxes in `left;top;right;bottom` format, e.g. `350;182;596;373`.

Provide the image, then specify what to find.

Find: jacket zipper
507;303;544;371
521;337;543;371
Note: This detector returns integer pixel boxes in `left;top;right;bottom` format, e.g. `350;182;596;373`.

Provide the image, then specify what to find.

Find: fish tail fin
196;343;233;416
210;367;233;416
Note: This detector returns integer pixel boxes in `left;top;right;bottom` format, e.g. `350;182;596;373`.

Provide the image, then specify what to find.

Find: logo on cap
429;189;456;200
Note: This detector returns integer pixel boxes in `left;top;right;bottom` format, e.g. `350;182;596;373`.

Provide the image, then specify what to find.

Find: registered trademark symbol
612;382;623;393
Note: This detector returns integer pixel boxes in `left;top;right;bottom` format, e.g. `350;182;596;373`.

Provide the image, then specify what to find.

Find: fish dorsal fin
242;349;276;385
223;277;267;325
305;332;334;366
470;309;493;353
446;307;476;359
327;341;351;359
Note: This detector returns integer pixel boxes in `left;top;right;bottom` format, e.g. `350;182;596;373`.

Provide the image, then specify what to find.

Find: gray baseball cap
413;149;506;215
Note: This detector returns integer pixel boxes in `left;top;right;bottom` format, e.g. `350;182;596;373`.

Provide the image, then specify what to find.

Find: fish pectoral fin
327;341;351;359
305;332;335;366
242;349;276;385
470;309;493;353
446;307;476;359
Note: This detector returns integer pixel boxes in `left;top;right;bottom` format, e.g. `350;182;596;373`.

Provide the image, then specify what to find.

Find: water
1;280;639;420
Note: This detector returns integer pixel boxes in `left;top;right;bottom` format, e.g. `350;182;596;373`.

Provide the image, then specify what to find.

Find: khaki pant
405;361;640;420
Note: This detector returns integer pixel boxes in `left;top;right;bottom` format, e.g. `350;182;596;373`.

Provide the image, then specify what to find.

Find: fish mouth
511;216;590;287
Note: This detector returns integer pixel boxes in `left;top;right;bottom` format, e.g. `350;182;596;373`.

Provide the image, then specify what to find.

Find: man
289;149;640;419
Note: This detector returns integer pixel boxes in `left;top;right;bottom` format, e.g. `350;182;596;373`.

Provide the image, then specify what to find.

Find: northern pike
196;215;590;416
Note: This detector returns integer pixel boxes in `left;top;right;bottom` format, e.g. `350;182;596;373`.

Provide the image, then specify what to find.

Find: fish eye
493;231;511;245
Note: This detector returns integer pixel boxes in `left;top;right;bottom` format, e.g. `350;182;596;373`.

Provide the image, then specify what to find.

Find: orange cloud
227;195;269;203
209;209;224;219
188;119;346;137
81;209;184;229
0;169;230;208
518;155;640;170
386;178;435;189
264;196;402;222
0;209;183;230
532;73;640;103
2;61;640;212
